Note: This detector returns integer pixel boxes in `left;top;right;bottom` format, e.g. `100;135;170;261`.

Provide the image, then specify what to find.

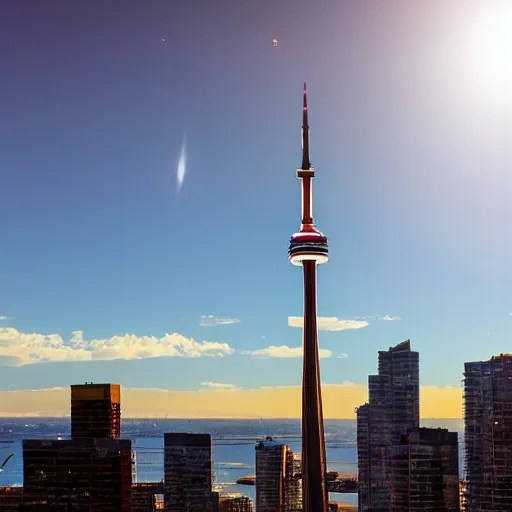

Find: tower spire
302;81;311;170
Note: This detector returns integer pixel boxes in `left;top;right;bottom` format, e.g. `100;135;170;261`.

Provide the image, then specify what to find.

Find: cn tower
288;83;329;512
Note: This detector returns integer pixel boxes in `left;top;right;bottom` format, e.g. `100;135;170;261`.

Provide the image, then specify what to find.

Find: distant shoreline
0;416;463;421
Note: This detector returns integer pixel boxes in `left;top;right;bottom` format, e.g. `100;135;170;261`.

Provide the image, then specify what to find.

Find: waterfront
0;417;462;506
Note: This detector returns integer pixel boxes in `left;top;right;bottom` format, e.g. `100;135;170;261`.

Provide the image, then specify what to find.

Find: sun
468;3;512;98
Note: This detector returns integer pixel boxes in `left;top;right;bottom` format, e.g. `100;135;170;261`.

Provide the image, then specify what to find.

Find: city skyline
2;0;512;418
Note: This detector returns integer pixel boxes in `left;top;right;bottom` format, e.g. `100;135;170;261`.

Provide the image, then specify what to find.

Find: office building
70;383;121;439
22;438;132;511
357;340;420;511
464;354;512;511
390;428;459;511
164;433;212;512
255;437;301;512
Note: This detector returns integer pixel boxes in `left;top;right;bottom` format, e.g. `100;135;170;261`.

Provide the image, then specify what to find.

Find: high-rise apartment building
464;354;512;511
255;437;301;512
22;438;132;511
164;433;212;512
357;340;420;511
70;383;121;439
390;427;459;511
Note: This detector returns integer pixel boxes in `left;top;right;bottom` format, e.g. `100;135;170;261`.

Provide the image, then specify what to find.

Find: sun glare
468;3;512;98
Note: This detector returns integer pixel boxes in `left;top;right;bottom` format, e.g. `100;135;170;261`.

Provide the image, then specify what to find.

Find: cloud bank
200;315;240;327
0;385;463;419
0;316;9;321
288;316;368;331
0;328;234;367
245;345;332;359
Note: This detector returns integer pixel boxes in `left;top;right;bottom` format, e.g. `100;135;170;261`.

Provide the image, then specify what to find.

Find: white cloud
337;353;349;359
200;381;239;391
200;315;240;327
354;314;401;321
0;316;9;321
245;345;332;359
0;327;234;367
288;316;368;331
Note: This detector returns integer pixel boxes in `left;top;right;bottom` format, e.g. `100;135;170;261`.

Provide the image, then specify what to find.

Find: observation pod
288;230;329;266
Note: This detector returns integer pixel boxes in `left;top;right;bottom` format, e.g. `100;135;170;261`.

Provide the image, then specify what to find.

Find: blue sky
1;0;512;410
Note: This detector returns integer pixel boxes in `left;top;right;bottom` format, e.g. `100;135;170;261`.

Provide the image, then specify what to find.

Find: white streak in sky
176;134;187;193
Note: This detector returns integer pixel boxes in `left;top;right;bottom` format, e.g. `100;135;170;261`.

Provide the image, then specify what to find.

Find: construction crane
0;454;14;472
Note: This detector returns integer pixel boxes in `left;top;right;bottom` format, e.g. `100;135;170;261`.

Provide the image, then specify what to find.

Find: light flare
466;3;512;99
176;134;187;193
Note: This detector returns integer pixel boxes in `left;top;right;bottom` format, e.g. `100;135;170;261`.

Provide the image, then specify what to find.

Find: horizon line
0;415;464;420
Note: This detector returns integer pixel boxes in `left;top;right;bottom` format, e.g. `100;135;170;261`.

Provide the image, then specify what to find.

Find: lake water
0;417;462;507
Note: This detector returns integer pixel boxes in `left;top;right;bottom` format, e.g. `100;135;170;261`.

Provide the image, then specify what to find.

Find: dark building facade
131;482;164;511
255;437;301;512
217;495;253;512
464;354;512;511
164;433;212;512
22;438;132;511
356;403;370;510
70;383;121;439
390;428;459;511
357;340;420;511
0;487;23;510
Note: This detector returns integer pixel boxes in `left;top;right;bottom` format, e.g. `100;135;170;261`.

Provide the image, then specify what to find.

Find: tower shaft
301;260;328;511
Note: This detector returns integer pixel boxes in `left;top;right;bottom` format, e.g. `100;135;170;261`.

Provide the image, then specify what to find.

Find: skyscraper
70;383;121;439
464;354;512;511
288;83;329;512
357;340;420;511
255;437;301;512
164;433;213;512
390;427;459;511
23;438;132;511
23;384;131;511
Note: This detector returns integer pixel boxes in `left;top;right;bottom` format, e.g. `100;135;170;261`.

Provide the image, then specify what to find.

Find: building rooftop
71;383;120;401
164;432;211;447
